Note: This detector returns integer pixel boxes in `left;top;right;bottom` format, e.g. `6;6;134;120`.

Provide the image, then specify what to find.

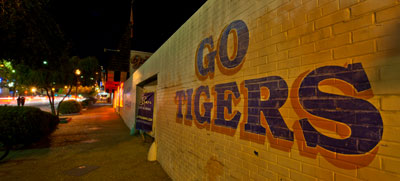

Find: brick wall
122;0;400;180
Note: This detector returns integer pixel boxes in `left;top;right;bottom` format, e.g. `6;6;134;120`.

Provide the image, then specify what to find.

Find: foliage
0;0;69;68
81;99;90;107
77;56;99;87
0;60;15;88
59;86;96;96
13;56;99;116
81;97;97;107
0;1;100;116
0;106;59;146
59;100;82;114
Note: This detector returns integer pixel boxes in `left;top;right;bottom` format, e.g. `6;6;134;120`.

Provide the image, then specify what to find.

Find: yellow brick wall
123;0;400;180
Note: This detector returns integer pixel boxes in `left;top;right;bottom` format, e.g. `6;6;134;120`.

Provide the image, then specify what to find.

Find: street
0;96;86;112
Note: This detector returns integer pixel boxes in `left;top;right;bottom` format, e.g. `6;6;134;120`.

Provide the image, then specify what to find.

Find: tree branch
56;85;72;116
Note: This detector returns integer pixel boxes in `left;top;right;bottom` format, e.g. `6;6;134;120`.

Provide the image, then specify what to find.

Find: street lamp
75;69;81;76
31;87;36;96
75;69;81;100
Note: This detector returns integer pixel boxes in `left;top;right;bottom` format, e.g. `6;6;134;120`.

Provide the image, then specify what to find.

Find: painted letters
298;63;383;154
173;20;384;169
214;82;241;129
195;20;249;80
242;76;293;141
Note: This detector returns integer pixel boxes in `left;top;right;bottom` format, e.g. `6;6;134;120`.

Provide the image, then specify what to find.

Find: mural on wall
174;20;383;169
131;55;150;70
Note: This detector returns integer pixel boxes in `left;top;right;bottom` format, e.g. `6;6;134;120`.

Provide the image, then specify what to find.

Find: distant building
129;50;152;75
103;50;152;94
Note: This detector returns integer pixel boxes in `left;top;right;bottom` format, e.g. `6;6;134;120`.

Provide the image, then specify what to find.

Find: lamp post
75;69;81;100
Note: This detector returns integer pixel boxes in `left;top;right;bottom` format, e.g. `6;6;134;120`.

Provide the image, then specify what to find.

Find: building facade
117;0;400;180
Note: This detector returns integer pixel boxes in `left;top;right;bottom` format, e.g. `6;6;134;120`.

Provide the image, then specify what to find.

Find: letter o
217;20;249;75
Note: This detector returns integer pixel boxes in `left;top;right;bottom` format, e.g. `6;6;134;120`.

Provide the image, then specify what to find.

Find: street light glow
75;69;81;75
31;87;37;93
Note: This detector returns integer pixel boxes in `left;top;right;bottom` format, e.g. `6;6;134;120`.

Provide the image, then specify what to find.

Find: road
0;96;85;112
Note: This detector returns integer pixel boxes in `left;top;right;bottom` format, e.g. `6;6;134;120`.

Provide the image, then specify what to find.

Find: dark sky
53;0;207;67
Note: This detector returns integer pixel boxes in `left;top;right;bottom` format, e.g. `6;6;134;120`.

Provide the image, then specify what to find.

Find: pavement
0;103;171;180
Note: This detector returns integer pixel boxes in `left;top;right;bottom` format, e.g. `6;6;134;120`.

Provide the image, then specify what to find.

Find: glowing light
52;88;55;91
43;60;48;65
75;69;81;75
64;85;68;89
31;87;37;93
119;84;124;107
11;70;15;73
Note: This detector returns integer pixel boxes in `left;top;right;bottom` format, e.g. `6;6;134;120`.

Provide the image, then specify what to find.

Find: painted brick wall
122;0;400;180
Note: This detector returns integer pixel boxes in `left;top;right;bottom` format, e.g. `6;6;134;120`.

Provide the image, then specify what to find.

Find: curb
59;117;72;124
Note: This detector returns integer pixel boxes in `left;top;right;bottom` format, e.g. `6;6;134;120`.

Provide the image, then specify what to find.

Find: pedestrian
21;97;25;106
17;96;21;107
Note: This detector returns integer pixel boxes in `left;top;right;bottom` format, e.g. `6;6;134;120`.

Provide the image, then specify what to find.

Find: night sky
53;0;207;67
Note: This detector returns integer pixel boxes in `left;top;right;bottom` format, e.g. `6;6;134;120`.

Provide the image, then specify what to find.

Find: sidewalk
0;104;171;180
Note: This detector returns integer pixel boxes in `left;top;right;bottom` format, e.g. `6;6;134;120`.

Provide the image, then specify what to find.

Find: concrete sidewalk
0;104;171;180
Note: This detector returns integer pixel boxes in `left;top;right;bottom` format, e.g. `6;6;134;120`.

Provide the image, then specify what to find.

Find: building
129;50;152;75
116;0;400;180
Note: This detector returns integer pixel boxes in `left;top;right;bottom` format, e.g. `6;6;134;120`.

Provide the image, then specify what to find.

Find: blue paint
196;36;216;78
185;89;194;120
194;86;213;124
244;76;294;141
299;63;383;154
175;90;186;119
214;82;241;129
218;20;249;69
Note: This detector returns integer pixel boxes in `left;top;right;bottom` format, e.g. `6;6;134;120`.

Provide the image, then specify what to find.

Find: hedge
0;106;59;146
59;100;82;114
81;97;97;107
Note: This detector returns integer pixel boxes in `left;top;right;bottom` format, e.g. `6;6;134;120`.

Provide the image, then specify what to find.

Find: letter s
298;63;383;154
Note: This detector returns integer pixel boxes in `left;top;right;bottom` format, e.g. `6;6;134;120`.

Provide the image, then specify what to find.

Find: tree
0;60;21;97
15;56;73;115
77;56;100;87
0;1;100;116
0;0;69;68
16;56;99;116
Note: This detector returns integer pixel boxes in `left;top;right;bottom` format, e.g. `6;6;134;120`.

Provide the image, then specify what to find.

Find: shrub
88;96;97;104
81;99;90;107
0;106;59;146
59;100;82;114
81;97;97;107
